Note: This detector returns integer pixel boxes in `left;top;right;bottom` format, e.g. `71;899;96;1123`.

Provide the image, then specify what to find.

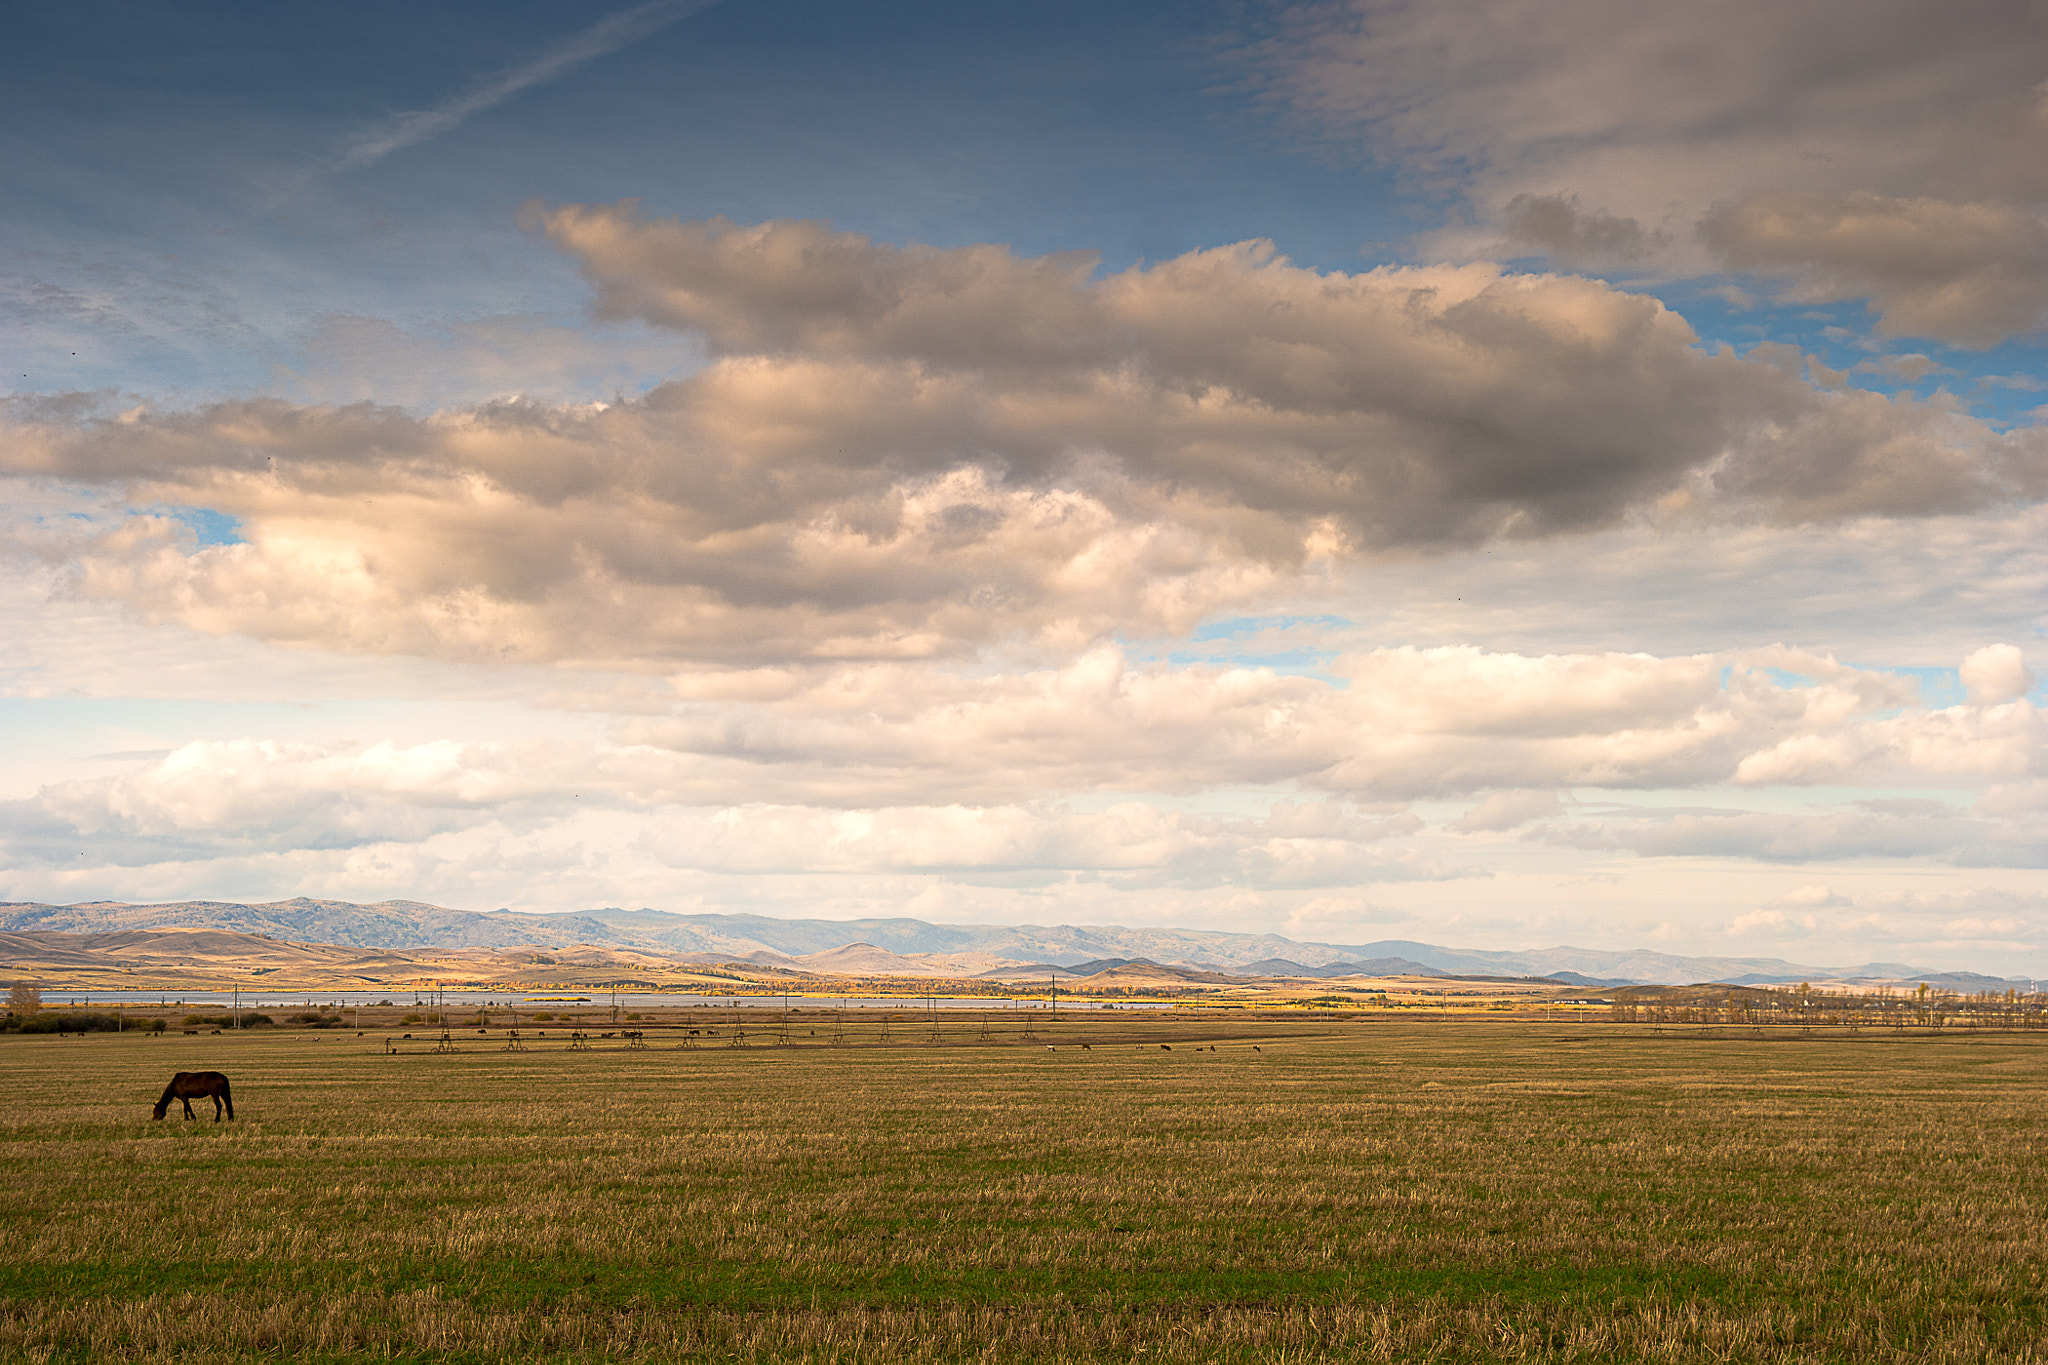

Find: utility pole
234;984;241;1030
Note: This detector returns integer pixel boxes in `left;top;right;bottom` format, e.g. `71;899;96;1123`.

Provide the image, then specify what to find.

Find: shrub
626;1012;642;1021
401;1013;422;1024
175;1012;274;1029
149;1018;167;1033
15;1011;122;1034
531;1011;555;1021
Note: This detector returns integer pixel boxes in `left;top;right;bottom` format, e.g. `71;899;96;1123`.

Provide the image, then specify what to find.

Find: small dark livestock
152;1071;233;1122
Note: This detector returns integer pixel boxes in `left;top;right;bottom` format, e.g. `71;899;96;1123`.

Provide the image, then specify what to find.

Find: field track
2;1017;2044;1362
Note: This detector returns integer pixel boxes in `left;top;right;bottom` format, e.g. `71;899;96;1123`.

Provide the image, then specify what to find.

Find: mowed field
2;1015;2045;1363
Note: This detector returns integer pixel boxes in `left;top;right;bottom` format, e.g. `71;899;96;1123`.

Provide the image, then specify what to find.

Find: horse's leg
181;1097;196;1120
220;1080;233;1121
212;1093;223;1121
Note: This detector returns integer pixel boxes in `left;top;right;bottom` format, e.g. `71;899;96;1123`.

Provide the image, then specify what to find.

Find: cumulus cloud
1548;791;2045;868
0;735;1443;889
620;644;1951;805
1732;648;2042;786
1701;194;2048;348
1499;195;1664;266
2;642;2039;909
1246;0;2048;342
1;738;575;867
1774;885;1850;909
4;210;2042;666
22;641;2012;818
1726;907;1817;938
1961;643;2038;705
1548;803;1975;862
1450;789;1562;833
1727;886;2048;958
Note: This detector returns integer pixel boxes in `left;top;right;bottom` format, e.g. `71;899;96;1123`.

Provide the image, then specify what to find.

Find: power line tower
432;979;458;1052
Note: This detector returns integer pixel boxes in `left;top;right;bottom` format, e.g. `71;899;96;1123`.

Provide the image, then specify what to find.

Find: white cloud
1450;789;1562;833
1546;792;2045;869
1727;907;1816;938
0;734;1444;890
6;644;2036;884
616;644;1946;805
1774;885;1850;909
1961;643;2037;705
1719;886;2048;962
1731;648;2042;787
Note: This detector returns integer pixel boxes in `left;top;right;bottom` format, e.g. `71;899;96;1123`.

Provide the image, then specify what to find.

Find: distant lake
38;989;1168;1011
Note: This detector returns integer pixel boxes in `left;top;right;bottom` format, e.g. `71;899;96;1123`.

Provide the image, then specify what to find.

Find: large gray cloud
3;209;2039;665
1248;0;2048;344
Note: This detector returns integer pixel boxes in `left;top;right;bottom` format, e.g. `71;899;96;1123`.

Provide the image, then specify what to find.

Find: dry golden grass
1;1018;2043;1361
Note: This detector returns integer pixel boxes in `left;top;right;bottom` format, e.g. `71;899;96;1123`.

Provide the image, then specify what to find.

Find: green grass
1;1019;2044;1361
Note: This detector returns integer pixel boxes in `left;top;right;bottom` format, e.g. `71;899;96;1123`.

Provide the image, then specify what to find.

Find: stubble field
1;1014;2043;1363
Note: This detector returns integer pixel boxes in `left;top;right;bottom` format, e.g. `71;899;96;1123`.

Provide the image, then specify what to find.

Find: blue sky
2;0;2044;972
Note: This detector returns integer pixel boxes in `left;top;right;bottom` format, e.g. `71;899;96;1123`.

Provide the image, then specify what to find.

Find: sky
2;0;2044;971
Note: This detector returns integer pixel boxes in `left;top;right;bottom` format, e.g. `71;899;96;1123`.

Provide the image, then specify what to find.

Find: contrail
337;0;722;170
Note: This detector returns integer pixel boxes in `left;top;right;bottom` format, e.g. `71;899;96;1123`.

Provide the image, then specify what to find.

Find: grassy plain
1;1015;2044;1363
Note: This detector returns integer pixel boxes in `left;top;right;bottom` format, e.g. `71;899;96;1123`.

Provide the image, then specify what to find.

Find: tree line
1608;981;2044;1029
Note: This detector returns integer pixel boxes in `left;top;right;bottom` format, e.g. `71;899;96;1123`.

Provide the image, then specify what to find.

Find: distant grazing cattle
153;1071;233;1122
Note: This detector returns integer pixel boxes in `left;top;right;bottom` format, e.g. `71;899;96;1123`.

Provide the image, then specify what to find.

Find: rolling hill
0;899;2021;987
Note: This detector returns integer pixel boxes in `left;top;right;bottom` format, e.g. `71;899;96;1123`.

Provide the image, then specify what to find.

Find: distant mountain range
0;897;2025;989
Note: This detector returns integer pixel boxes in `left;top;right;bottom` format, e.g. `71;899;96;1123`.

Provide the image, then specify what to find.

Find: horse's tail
219;1076;233;1121
152;1080;175;1119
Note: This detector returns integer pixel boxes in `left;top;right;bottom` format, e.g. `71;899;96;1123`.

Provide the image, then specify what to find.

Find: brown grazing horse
152;1071;233;1122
